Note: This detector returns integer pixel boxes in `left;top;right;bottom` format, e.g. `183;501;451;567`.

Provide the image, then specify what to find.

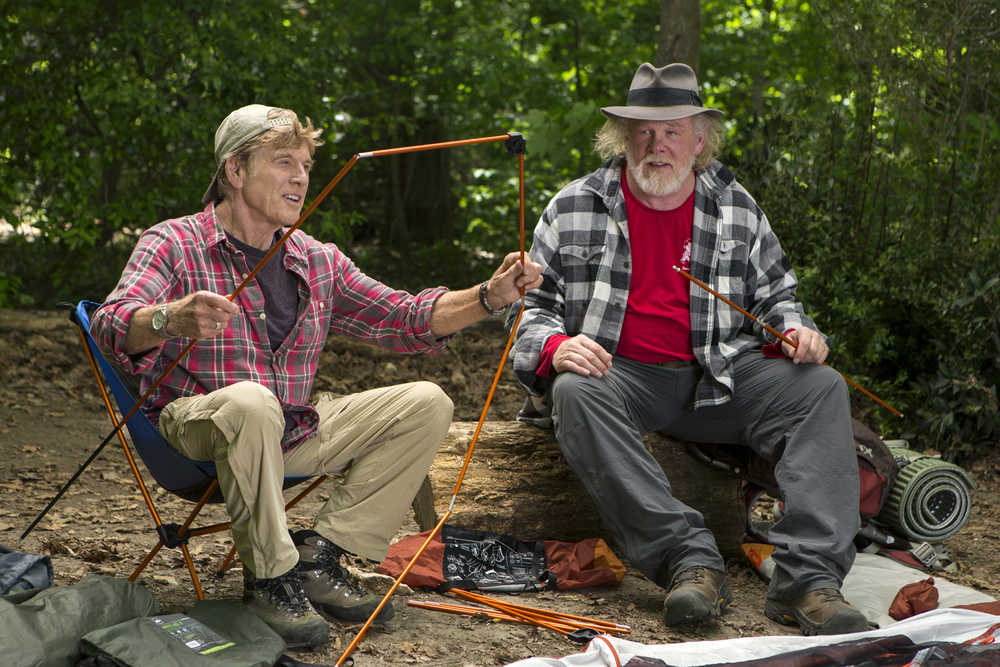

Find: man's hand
167;291;241;339
482;252;544;310
781;327;828;364
552;334;613;378
123;290;240;355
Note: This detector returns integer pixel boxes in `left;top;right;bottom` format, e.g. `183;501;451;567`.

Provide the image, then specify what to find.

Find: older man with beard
508;63;869;636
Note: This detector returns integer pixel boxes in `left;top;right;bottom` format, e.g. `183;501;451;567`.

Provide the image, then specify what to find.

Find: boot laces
263;570;313;616
313;541;366;597
675;567;709;586
812;588;845;604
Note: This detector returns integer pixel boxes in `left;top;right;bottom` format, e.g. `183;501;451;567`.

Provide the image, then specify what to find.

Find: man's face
237;143;313;228
624;117;704;199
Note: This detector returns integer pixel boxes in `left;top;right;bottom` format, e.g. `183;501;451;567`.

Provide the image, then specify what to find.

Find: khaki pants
159;380;452;579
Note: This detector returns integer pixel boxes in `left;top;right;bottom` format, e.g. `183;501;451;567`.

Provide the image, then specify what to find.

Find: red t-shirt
615;169;695;363
536;167;695;376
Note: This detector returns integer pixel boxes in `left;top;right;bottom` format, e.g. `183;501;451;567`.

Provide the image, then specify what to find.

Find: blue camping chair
70;300;330;599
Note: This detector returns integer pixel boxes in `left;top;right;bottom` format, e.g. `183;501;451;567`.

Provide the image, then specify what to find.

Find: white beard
626;154;694;199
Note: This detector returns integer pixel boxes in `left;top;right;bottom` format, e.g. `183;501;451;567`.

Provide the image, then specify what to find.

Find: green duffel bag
77;599;285;667
0;574;159;667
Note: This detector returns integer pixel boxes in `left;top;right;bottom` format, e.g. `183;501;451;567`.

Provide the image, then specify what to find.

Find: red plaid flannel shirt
92;204;449;451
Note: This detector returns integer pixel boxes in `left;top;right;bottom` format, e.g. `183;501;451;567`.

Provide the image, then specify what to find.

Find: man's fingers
579;337;613;366
786;329;828;364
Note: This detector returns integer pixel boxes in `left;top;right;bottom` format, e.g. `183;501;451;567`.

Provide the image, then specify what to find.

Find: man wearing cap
508;63;868;636
91;104;542;648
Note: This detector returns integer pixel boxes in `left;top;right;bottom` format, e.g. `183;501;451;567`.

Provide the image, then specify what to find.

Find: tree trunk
657;0;700;69
413;421;747;558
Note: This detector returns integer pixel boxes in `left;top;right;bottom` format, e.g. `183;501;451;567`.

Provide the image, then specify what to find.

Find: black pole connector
567;628;600;643
156;523;190;549
505;131;526;155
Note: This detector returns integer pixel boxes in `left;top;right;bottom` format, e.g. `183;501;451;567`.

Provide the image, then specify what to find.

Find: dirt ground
2;308;998;666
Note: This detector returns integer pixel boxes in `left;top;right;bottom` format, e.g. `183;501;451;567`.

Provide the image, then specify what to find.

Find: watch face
152;307;166;332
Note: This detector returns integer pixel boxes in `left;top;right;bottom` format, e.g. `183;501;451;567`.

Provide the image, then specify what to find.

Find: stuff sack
0;574;158;667
378;524;626;592
78;599;285;667
0;544;53;600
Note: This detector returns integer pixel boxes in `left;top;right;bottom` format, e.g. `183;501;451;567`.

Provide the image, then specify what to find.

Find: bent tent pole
336;139;527;667
672;265;903;417
20;133;524;543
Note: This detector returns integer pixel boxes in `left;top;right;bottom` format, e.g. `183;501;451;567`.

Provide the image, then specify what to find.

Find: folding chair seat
70;300;333;599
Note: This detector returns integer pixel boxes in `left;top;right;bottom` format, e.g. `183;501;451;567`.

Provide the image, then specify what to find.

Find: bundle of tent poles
409;587;631;642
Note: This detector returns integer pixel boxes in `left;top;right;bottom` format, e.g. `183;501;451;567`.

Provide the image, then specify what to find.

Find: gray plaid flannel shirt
508;157;818;409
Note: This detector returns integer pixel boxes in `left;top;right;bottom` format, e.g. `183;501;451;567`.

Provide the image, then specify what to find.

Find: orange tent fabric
377;525;625;591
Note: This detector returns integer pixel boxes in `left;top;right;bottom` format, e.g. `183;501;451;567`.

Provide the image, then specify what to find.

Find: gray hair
593;114;724;171
217;109;324;200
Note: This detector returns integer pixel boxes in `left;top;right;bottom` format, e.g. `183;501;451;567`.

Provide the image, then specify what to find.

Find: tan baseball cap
202;104;293;205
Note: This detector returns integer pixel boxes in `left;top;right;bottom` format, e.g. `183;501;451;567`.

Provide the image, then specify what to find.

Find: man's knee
551;372;596;415
214;381;284;437
220;380;283;413
405;381;453;438
806;365;851;415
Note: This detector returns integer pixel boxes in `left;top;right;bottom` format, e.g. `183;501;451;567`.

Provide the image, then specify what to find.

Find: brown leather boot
243;568;329;648
663;566;732;626
765;588;870;635
292;529;394;623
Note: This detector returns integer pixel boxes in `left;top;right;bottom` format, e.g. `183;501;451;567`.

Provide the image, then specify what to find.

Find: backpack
737;420;966;572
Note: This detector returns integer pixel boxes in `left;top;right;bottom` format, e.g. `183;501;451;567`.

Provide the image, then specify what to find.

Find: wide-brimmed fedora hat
202;104;293;205
601;62;723;121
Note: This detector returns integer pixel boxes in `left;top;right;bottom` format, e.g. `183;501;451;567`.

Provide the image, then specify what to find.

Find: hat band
626;86;703;108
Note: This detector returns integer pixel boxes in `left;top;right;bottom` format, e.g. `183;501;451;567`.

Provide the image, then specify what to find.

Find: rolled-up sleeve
91;227;178;374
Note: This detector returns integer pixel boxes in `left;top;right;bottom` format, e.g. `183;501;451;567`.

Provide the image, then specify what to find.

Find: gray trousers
550;353;859;601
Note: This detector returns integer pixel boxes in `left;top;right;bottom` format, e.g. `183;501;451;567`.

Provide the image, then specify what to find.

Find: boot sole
316;599;395;624
764;601;869;635
282;622;331;649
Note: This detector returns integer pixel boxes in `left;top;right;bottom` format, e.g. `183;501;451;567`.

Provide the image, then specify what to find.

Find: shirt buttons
259;312;267;320
241;273;248;279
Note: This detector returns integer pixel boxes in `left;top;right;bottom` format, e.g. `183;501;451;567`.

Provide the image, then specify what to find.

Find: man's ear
694;130;706;156
225;157;244;189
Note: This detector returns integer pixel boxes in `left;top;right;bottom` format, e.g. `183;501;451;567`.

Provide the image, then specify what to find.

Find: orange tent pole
673;265;903;417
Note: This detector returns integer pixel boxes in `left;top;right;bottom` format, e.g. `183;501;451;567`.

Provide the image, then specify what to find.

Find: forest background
1;0;998;460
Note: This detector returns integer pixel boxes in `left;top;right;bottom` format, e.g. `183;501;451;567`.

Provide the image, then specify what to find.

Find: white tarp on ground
506;552;997;667
505;608;999;667
842;552;994;627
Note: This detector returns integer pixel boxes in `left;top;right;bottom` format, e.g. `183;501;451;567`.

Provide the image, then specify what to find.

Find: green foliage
0;270;31;307
2;0;999;453
915;273;1000;463
700;0;1000;456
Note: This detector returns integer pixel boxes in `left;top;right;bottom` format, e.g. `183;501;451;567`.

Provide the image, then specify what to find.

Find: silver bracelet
478;281;506;316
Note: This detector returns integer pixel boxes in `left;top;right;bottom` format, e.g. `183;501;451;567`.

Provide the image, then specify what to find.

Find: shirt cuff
762;328;796;358
536;334;571;378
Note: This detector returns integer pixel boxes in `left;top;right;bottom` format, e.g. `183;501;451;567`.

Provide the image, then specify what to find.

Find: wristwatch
151;303;173;338
478;281;507;316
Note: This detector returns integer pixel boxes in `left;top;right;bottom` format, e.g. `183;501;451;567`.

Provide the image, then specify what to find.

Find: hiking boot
292;529;394;623
765;588;871;635
663;566;732;626
243;568;329;648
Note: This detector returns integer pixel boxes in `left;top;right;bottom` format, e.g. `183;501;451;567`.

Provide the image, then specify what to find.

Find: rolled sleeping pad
878;444;976;543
